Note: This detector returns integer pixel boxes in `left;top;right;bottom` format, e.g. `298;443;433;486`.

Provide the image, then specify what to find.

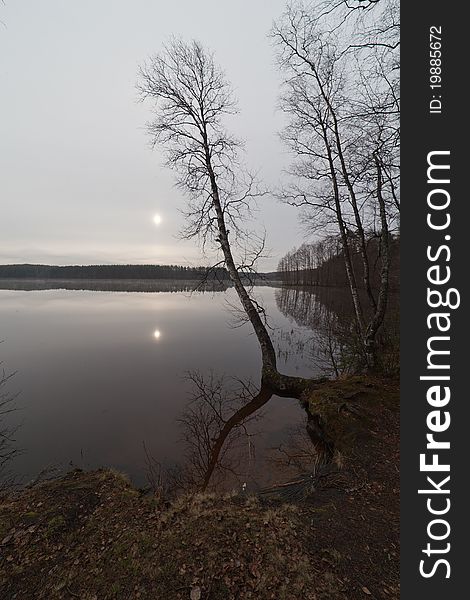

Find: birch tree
272;0;399;368
138;39;326;396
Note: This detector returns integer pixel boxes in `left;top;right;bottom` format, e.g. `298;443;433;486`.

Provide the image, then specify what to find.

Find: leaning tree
138;39;333;487
137;39;328;396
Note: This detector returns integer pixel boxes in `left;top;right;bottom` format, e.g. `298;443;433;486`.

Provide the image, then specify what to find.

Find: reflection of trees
176;373;270;492
163;370;336;496
0;279;229;293
0;278;281;293
275;285;355;333
141;374;275;497
0;359;20;489
275;286;355;376
276;286;399;376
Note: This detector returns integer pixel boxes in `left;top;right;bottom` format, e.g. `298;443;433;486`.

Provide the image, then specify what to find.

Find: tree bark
364;154;390;368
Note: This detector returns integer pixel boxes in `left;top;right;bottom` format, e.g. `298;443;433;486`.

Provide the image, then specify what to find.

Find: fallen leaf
1;534;13;546
190;586;202;600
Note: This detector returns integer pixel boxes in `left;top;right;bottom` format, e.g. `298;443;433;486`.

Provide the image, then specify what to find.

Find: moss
303;375;398;458
23;511;40;519
46;514;66;533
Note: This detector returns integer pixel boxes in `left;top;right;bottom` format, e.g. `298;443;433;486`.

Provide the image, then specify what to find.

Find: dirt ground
0;376;399;599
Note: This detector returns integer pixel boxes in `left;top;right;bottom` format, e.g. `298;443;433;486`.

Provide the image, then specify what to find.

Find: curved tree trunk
203;137;277;373
202;133;327;395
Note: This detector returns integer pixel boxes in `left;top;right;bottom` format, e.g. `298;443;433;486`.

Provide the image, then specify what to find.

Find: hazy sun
153;214;162;226
153;329;161;340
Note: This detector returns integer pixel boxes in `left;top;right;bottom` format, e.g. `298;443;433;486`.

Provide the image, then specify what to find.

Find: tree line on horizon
0;263;231;281
277;234;400;289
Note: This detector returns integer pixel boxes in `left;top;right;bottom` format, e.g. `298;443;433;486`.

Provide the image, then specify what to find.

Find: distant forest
277;235;400;290
0;264;231;281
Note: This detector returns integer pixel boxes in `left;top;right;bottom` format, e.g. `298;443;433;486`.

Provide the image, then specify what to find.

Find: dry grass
0;470;317;599
0;376;399;599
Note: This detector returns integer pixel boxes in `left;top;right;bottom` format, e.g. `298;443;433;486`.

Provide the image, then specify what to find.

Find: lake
0;281;327;490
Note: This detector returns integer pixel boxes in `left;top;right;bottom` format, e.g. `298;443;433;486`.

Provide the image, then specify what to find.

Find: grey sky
1;0;303;270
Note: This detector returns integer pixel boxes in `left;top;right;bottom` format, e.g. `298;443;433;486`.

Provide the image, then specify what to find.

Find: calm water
0;282;322;488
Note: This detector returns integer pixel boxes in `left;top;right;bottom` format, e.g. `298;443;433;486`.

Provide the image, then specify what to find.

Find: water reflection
178;285;398;495
166;372;272;494
0;279;229;294
0;361;22;489
0;285;310;487
275;285;399;376
167;372;333;497
2;283;387;494
275;285;349;330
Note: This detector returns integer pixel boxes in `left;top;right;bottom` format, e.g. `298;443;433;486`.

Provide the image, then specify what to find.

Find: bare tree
138;39;334;489
136;7;398;492
272;0;399;368
138;41;274;362
138;39;327;396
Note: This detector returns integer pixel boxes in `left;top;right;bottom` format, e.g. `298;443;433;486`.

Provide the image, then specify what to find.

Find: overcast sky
1;0;305;270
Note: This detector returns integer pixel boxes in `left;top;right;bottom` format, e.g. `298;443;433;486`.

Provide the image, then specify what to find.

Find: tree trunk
364;154;390;369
